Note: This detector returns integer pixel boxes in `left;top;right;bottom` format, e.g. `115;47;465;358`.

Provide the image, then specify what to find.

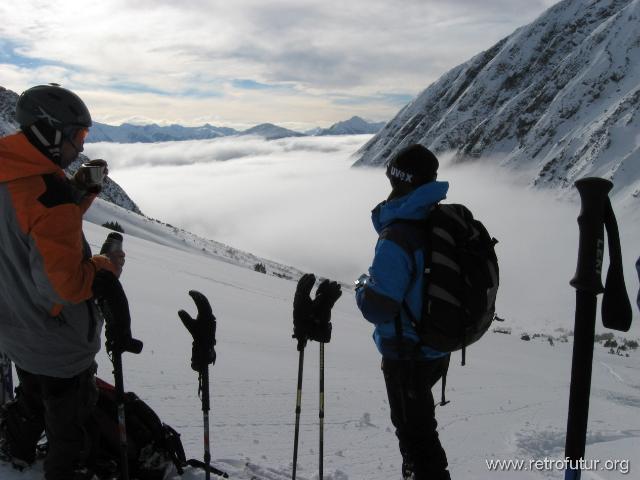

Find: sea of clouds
84;135;639;334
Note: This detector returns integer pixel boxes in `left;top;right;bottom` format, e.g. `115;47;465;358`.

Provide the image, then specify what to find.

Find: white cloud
1;0;558;127
84;135;640;334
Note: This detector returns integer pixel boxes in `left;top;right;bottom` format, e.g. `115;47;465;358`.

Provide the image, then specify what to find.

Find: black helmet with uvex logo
386;144;439;199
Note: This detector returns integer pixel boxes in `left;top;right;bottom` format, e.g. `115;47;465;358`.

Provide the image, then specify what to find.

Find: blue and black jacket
356;180;450;360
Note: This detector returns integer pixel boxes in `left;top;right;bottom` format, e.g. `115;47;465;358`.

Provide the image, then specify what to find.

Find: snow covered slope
1;198;638;480
354;0;640;200
83;198;307;282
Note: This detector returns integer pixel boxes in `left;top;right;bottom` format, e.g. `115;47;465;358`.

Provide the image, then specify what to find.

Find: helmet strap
22;122;63;165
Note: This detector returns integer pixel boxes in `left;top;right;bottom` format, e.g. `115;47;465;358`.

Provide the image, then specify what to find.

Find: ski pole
319;342;325;480
291;274;342;480
202;365;211;480
95;274;143;480
564;178;609;480
95;232;143;480
291;273;316;480
564;177;631;480
112;350;130;480
292;342;305;480
178;291;222;480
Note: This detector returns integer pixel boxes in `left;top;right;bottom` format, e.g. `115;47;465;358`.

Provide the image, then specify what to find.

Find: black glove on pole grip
311;280;342;343
178;290;217;372
94;272;143;355
178;290;218;480
293;274;316;351
564;177;612;479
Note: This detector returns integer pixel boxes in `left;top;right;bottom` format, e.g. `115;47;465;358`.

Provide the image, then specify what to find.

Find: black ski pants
6;364;98;480
382;355;451;480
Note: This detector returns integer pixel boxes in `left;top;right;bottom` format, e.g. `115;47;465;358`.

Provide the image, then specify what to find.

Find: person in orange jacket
0;84;123;480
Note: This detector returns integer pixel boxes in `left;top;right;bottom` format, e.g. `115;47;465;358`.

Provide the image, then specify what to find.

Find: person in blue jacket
355;144;451;480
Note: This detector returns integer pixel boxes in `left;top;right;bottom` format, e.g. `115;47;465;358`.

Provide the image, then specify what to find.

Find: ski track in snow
599;361;625;383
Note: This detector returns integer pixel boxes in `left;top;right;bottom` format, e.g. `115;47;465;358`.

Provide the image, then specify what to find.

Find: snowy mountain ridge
1;86;386;143
90;121;237;143
239;123;305;140
354;0;640;201
88;117;386;142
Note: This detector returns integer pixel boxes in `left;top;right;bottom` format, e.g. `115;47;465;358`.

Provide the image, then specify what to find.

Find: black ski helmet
386;144;439;199
16;84;92;165
16;84;92;130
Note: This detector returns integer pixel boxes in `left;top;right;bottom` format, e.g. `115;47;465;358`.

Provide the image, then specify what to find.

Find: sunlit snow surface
2;203;638;479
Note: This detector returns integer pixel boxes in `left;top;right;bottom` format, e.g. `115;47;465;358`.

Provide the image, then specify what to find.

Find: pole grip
569;178;612;293
570;177;613;295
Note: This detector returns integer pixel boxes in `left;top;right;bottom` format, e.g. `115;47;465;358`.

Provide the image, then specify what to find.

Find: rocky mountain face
0;87;17;136
0;86;143;214
354;0;640;199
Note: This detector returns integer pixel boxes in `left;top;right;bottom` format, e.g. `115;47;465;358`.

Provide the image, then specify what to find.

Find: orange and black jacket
0;132;116;377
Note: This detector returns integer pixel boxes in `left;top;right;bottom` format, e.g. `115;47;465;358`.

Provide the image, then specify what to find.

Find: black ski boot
402;459;415;480
0;402;34;470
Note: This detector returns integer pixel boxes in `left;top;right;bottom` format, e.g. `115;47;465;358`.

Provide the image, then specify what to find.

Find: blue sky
0;0;557;129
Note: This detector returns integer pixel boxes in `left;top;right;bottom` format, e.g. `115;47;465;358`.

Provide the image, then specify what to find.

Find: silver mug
81;163;106;186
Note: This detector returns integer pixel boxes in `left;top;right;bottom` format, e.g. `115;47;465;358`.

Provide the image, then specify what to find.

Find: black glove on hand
178;290;217;372
292;273;316;348
309;280;342;343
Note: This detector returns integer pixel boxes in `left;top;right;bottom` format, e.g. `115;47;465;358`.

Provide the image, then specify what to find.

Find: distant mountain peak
240;123;304;140
317;116;386;136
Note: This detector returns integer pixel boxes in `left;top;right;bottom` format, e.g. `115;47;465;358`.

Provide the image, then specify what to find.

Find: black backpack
412;203;499;364
91;377;187;480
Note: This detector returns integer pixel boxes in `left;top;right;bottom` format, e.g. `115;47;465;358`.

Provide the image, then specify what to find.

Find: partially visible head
16;84;92;168
386;144;439;200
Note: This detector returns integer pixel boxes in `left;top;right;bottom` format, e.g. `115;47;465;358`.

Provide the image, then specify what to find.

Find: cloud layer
85;135;640;334
1;0;557;128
